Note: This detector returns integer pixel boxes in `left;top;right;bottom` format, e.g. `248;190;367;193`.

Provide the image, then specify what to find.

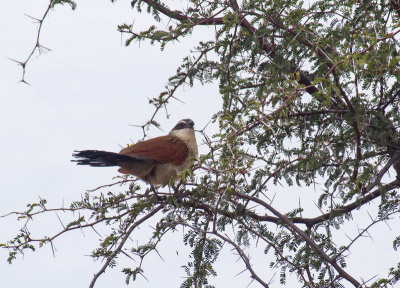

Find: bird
72;119;198;186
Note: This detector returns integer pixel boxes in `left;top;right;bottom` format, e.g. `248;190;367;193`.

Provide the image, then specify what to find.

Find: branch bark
235;192;361;287
140;0;224;25
89;205;163;288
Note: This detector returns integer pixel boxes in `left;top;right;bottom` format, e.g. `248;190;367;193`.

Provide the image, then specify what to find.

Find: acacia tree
3;0;400;287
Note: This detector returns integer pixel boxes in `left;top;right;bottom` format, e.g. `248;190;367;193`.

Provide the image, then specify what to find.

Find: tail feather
72;150;137;167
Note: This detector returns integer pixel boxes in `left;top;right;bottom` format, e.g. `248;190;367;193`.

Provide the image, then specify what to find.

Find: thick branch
140;0;319;95
288;109;350;117
140;0;224;25
235;192;361;287
243;180;399;227
191;154;400;227
391;0;400;19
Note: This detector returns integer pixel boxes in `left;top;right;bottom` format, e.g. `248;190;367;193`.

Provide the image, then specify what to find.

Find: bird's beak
186;120;195;128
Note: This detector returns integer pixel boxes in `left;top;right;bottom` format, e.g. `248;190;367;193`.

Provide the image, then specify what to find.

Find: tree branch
229;1;319;95
140;0;224;25
235;191;361;287
89;205;163;288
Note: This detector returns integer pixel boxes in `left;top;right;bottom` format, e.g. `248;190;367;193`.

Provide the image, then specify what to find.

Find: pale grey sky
1;1;399;288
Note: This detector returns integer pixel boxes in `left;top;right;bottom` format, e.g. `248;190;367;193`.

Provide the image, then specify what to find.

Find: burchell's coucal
72;119;198;185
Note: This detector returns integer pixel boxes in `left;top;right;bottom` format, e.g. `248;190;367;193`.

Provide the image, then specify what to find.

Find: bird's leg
171;183;184;208
168;185;173;196
150;184;160;201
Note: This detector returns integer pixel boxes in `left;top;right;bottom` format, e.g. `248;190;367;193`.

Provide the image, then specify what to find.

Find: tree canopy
3;0;400;287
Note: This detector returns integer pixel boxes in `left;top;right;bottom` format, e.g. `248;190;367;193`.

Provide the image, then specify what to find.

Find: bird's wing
121;136;188;165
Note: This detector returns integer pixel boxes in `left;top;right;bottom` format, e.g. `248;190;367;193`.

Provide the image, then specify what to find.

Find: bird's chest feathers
169;129;198;158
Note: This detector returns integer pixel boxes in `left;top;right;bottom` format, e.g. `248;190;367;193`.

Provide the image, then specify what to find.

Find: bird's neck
170;128;198;157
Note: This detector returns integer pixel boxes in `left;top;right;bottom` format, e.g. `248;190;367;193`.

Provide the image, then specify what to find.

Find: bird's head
169;119;196;142
171;119;195;131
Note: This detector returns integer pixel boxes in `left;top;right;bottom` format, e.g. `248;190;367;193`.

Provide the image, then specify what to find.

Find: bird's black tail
72;150;134;167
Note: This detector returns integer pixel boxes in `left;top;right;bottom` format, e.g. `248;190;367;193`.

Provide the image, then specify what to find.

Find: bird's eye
179;123;185;128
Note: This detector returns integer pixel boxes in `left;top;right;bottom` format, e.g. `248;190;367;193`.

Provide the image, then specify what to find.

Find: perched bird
72;119;198;185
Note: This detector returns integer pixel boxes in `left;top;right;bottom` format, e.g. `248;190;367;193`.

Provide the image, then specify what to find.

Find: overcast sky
1;1;399;288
